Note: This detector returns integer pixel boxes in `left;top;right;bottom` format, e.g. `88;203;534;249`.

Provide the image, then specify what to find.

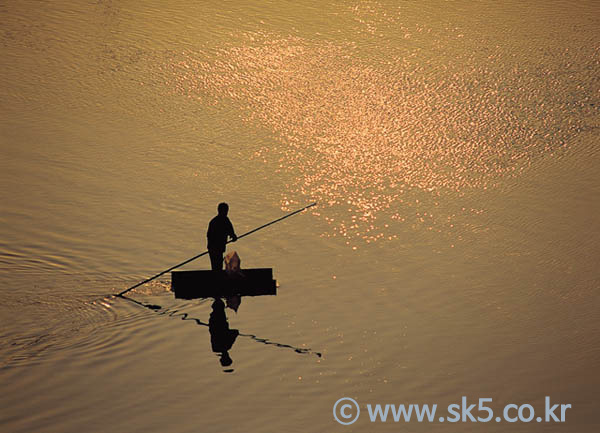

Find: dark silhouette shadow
207;202;237;271
117;294;322;373
113;295;322;358
208;298;239;372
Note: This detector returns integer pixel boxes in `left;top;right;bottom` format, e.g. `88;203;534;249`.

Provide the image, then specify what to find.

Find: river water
1;1;599;432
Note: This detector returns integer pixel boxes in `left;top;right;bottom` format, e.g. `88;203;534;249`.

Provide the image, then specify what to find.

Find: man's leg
209;250;223;270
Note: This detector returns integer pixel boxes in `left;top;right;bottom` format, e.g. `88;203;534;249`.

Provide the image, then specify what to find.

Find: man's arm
227;218;237;242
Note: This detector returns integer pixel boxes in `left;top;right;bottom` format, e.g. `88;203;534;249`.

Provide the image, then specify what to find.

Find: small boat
171;268;277;299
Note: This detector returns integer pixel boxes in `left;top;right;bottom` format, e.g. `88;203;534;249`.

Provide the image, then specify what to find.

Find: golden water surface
1;1;599;432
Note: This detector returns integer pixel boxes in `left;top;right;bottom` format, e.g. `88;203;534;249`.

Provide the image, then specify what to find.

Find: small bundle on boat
171;252;276;299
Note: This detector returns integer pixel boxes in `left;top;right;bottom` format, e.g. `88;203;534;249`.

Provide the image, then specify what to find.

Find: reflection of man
207;202;237;271
209;298;239;368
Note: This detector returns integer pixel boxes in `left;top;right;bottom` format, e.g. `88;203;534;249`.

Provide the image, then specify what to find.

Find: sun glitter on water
162;18;591;244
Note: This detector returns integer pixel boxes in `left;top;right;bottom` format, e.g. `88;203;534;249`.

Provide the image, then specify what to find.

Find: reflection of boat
171;269;276;299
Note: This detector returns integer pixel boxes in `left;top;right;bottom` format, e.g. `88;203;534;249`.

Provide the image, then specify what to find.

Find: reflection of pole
238;331;322;358
116;202;316;297
117;294;322;358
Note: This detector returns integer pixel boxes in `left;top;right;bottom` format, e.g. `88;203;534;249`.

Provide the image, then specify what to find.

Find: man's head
218;202;229;216
220;352;233;367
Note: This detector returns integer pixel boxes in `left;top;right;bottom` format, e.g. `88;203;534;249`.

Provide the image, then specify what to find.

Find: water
1;1;599;432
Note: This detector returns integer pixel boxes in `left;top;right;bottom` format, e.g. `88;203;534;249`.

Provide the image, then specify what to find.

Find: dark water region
1;1;600;432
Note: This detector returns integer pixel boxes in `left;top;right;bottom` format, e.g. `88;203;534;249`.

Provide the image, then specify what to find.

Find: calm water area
1;1;599;432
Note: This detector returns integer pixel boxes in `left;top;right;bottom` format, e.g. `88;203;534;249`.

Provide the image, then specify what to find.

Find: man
207;202;237;270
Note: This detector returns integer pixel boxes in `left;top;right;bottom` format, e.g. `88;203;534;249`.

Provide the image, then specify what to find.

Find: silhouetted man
207;202;237;270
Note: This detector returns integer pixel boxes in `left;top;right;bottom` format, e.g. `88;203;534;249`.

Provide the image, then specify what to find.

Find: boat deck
171;268;277;299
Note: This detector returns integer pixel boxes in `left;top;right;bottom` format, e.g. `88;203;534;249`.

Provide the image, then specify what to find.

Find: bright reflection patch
162;25;590;244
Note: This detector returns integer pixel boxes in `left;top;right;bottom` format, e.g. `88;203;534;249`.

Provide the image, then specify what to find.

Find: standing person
207;202;237;270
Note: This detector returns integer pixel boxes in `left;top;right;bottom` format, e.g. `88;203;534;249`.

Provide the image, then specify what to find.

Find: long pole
116;202;316;297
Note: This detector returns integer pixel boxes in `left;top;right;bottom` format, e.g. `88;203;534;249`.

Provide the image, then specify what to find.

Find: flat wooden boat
171;268;277;299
